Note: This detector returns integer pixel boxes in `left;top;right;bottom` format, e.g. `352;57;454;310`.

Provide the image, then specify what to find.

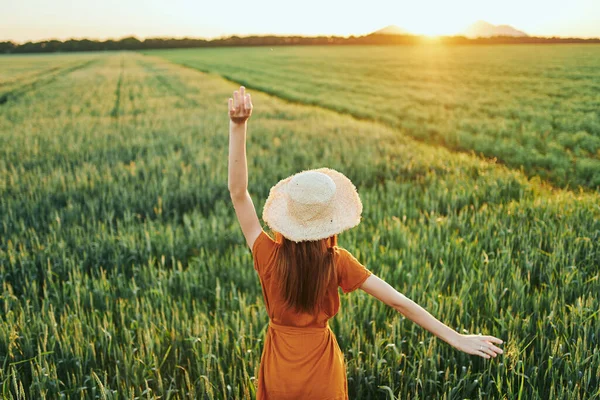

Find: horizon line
5;31;600;45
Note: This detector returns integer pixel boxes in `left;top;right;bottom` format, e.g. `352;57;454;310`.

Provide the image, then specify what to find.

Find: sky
2;0;599;43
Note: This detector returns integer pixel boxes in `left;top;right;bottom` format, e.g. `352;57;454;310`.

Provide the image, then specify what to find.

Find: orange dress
252;229;373;400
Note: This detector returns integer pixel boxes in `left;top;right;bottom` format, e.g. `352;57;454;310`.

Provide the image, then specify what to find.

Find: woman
227;86;503;399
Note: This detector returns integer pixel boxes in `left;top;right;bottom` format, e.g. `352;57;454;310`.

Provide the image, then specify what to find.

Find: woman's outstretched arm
227;86;262;250
360;274;504;359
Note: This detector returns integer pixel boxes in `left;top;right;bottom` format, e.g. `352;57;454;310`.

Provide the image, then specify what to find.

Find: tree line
2;33;599;54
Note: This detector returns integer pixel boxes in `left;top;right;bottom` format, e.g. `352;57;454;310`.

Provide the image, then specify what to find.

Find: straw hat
263;168;362;242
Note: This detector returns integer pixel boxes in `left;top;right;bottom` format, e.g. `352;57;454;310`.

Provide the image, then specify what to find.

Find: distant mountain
463;21;528;38
372;25;411;35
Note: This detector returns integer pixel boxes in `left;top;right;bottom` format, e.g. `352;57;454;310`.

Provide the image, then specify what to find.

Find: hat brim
262;168;362;242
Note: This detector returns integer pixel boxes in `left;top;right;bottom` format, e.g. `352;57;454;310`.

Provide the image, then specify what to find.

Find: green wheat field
0;46;599;399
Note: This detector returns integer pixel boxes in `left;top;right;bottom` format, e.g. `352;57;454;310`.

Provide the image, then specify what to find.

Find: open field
0;51;599;399
148;45;600;190
0;54;100;105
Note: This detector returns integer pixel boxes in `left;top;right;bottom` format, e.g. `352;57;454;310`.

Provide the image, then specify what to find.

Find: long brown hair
274;232;338;314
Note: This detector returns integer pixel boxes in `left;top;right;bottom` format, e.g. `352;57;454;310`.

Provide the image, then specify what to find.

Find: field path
110;56;125;118
0;58;99;105
137;58;199;107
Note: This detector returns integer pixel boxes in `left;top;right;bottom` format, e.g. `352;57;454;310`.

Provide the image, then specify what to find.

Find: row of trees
2;34;599;54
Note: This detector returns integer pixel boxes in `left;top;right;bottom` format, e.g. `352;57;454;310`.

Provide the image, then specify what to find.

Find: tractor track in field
0;59;98;106
0;65;66;90
137;59;198;107
110;58;125;118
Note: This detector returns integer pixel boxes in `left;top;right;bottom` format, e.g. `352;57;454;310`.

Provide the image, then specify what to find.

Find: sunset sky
2;0;599;43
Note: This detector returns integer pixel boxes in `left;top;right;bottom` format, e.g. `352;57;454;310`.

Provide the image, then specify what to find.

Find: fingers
239;87;252;112
476;340;503;359
461;334;504;360
237;87;245;111
245;93;252;111
233;90;240;111
480;345;498;358
232;87;247;111
475;350;491;359
486;341;504;354
230;86;252;121
483;335;504;344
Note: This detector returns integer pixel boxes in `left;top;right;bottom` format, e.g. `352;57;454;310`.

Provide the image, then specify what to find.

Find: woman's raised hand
454;334;504;359
229;86;253;125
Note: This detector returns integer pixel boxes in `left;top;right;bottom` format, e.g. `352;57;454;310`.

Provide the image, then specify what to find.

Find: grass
147;45;600;190
0;50;599;399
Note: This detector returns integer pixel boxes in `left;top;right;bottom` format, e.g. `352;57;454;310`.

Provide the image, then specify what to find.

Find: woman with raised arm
227;86;503;399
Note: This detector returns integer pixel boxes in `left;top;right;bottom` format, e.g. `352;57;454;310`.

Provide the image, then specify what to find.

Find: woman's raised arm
227;86;262;250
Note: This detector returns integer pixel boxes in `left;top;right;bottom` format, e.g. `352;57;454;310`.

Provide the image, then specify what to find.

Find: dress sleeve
336;247;372;294
251;229;276;275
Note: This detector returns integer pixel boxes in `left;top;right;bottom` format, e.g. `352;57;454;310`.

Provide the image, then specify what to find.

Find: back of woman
252;230;372;399
253;230;372;328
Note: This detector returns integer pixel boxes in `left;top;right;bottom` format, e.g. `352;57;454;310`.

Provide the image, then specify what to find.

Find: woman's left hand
229;86;253;125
